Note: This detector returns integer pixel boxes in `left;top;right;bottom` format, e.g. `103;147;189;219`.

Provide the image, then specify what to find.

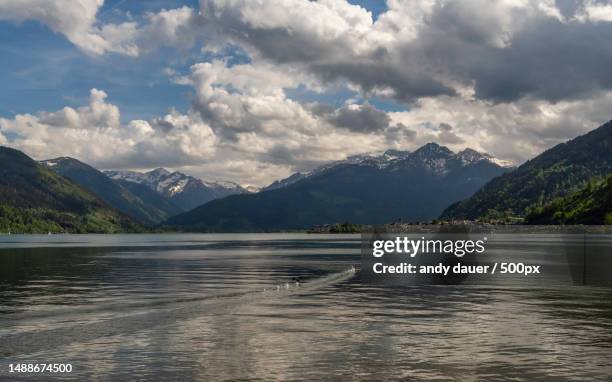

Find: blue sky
0;18;192;121
1;0;610;185
0;0;390;122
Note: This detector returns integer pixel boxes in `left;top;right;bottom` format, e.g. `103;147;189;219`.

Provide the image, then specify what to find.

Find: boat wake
0;267;356;357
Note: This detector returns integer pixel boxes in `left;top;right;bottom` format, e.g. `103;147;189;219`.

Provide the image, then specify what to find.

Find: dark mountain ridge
165;143;511;231
105;168;249;211
41;157;182;224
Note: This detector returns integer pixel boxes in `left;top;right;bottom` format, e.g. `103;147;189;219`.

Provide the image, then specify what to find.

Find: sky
1;0;612;187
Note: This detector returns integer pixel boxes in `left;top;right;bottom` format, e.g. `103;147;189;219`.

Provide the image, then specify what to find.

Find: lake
1;234;612;381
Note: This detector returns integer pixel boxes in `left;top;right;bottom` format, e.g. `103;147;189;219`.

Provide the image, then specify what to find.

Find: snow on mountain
263;143;513;191
104;168;249;211
458;148;514;168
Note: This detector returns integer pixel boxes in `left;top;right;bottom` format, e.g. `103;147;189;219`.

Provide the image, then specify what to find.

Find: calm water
1;234;611;381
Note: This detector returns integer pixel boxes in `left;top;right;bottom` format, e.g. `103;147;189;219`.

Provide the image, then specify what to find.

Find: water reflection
0;234;611;381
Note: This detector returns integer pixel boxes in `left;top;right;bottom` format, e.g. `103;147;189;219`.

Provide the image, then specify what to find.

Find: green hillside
442;121;612;220
42;157;182;224
526;175;612;225
0;146;143;233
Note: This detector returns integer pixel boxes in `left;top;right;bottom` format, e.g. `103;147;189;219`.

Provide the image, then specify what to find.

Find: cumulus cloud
198;0;456;101
389;91;612;163
577;0;612;22
193;0;612;104
126;6;202;55
0;1;200;56
0;89;217;169
436;123;464;144
7;0;612;103
0;82;409;185
0;0;134;55
0;0;99;40
38;89;120;129
315;103;391;133
3;0;612;186
185;60;402;170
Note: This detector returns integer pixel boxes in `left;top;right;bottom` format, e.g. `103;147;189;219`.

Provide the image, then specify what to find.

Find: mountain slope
105;168;249;211
263;147;511;192
164;143;511;231
114;179;184;219
525;175;612;225
0;147;141;233
42;157;181;224
442;121;612;219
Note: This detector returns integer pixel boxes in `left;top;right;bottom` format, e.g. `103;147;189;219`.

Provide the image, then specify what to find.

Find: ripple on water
0;234;611;381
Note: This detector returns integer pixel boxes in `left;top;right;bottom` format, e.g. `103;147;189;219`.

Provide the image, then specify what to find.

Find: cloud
192;0;612;105
460;18;612;102
2;81;611;186
389;91;612;164
7;0;612;104
577;0;612;22
3;0;612;186
198;0;456;102
0;0;132;55
0;88;217;169
38;88;120;129
185;60;401;169
0;1;200;56
126;6;202;55
315;103;391;133
188;60;314;142
0;82;406;185
436;123;464;144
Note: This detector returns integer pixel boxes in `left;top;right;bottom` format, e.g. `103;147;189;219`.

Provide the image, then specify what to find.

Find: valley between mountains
0;121;610;232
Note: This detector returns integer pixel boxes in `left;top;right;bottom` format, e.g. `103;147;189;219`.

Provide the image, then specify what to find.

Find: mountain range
263;148;512;192
0;147;141;233
104;168;249;211
442;120;612;221
38;160;251;225
42;158;182;224
1;120;608;233
164;143;512;231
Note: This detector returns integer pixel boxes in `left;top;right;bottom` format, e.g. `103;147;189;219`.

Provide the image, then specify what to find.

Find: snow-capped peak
104;168;249;198
263;143;514;191
458;148;514;168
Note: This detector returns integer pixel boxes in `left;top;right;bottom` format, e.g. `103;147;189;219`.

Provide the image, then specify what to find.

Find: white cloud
2;0;612;186
38;88;120;129
0;84;395;185
389;92;612;163
186;60;401;171
0;0;132;55
129;6;201;55
0;1;200;56
577;1;612;22
0;88;217;170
